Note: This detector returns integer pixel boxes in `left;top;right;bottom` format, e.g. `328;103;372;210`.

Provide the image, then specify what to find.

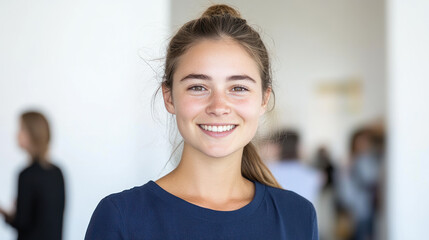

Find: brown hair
21;111;51;163
162;4;280;188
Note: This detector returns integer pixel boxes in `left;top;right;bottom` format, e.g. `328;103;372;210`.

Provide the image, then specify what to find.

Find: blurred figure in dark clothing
314;146;335;191
0;111;65;240
313;146;337;240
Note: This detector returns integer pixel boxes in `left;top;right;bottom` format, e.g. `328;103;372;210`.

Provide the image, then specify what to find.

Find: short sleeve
85;197;127;240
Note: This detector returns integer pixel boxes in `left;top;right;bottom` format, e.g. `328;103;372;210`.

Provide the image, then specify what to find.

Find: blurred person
0;111;65;240
341;128;380;240
85;4;318;239
333;157;356;240
267;130;323;205
368;121;386;240
313;146;336;240
314;146;335;191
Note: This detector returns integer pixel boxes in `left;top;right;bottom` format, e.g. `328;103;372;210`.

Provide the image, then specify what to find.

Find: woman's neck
29;154;50;168
156;143;254;210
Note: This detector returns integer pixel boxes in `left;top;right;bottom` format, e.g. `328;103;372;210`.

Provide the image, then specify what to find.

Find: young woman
0;111;65;240
85;5;318;239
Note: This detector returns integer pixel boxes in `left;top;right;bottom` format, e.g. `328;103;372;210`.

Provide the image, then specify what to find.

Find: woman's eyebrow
180;74;256;83
228;75;256;83
180;74;211;81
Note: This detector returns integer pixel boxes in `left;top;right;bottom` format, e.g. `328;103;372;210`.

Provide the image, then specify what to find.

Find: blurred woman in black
0;111;65;240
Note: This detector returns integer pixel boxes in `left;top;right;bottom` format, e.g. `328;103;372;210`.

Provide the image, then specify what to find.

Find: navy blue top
85;181;318;240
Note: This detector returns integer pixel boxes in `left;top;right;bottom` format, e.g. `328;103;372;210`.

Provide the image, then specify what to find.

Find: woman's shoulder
262;183;316;216
85;181;160;239
97;181;159;212
18;162;40;181
19;161;64;180
260;183;318;239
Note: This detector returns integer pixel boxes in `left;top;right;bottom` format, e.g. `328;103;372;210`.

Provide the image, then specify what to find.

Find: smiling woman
85;4;318;240
163;38;267;160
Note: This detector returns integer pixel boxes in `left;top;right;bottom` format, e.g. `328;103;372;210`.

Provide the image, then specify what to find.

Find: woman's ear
260;88;272;116
162;84;175;114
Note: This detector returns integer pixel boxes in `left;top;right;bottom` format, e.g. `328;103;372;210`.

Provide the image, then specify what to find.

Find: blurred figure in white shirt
265;130;322;205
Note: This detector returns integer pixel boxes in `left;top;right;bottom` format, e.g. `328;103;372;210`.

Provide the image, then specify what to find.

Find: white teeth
200;124;236;133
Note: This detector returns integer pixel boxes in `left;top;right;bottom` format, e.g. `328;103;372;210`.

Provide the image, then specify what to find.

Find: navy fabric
85;181;318;240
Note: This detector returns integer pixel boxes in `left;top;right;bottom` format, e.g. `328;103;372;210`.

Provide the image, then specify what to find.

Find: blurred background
0;0;428;239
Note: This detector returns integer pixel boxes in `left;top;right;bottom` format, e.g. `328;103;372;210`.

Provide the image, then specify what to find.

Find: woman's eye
189;86;207;91
231;86;248;92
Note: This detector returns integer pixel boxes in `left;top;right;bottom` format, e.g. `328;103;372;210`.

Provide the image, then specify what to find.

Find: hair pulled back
21;111;51;163
163;4;280;188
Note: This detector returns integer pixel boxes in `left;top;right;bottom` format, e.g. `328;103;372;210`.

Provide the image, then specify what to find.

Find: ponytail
242;142;281;188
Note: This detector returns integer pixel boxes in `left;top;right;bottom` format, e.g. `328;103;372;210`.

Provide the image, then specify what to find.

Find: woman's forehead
173;39;261;82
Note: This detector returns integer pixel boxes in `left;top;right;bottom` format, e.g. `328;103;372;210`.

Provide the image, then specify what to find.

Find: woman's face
163;38;270;158
18;120;32;152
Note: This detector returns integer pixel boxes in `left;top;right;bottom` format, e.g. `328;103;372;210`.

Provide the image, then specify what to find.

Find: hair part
162;4;280;188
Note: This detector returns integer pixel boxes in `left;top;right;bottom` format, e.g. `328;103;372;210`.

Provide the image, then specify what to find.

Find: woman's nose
206;91;231;116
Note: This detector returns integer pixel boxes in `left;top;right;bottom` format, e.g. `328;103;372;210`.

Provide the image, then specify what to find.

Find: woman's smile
198;124;238;137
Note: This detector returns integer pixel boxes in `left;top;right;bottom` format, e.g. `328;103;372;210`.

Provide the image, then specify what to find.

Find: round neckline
147;180;266;222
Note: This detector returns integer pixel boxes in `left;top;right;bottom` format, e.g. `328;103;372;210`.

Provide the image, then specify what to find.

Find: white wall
0;1;170;239
170;0;386;161
387;0;429;239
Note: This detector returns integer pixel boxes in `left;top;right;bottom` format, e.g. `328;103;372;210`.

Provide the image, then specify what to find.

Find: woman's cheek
18;130;30;150
176;96;205;118
234;97;262;117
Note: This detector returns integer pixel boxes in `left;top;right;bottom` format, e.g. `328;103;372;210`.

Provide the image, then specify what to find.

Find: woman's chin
200;147;242;159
